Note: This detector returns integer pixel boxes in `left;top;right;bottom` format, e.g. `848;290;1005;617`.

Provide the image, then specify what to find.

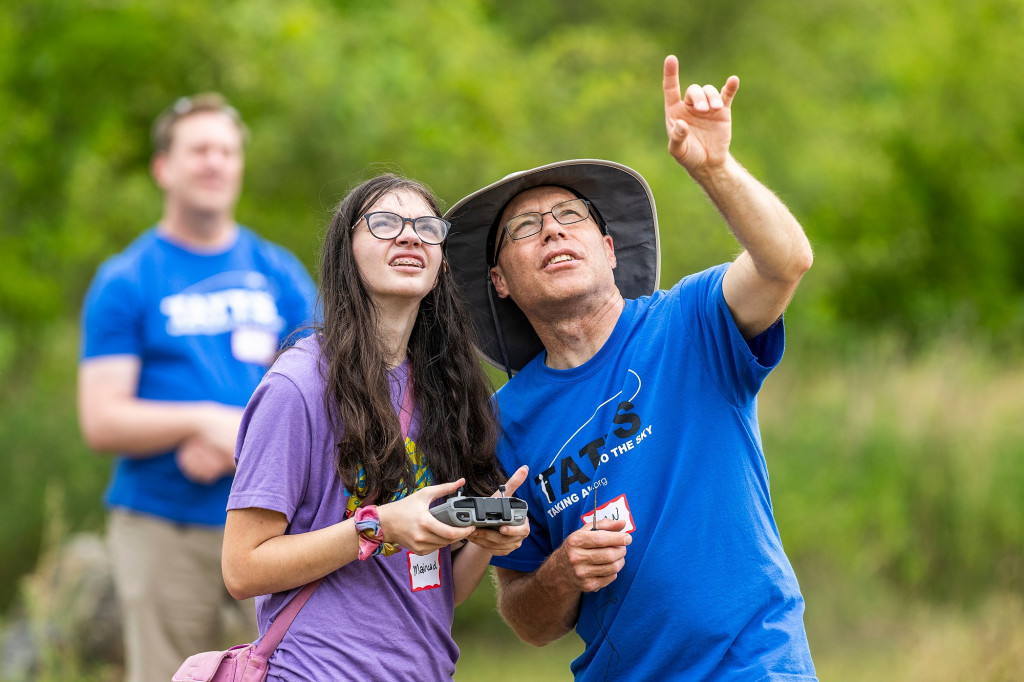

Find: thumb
667;119;692;166
494;465;529;498
423;478;466;503
667;118;689;145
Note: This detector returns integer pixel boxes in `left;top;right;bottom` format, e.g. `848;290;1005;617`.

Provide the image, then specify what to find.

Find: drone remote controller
431;486;528;528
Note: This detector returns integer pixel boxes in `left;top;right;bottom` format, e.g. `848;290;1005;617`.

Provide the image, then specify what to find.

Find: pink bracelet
354;505;384;560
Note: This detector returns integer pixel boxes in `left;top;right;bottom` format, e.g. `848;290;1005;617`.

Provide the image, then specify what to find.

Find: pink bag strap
398;371;415;440
252;577;324;658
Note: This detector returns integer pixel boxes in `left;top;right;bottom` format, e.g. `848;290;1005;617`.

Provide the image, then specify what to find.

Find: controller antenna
498;485;506;498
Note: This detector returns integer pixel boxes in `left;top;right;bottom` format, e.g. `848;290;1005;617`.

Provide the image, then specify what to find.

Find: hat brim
445;159;660;374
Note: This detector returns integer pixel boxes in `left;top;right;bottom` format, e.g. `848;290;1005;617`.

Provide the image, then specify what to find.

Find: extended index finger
423;478;466;503
663;54;682;109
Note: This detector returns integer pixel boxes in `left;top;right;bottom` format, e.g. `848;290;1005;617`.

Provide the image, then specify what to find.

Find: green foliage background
1;0;1023;678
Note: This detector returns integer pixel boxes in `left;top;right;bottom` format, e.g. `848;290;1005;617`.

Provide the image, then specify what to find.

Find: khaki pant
107;509;257;682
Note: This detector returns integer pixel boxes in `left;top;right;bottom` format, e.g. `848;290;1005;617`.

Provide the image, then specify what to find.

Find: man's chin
183;195;238;218
515;285;591;313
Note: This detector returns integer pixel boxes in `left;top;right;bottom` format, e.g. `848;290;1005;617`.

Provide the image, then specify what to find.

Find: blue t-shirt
491;264;817;681
79;226;317;526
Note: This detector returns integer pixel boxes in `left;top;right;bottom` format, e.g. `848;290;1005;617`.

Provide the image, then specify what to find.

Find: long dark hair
318;173;503;501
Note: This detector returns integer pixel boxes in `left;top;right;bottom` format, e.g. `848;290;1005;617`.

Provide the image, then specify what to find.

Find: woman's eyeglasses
359;212;450;245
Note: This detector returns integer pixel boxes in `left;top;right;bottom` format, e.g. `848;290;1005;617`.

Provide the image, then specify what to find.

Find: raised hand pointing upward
663;53;740;173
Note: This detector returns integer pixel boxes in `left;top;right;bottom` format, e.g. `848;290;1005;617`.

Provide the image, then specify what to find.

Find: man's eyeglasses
152;92;248;153
495;198;593;262
360;212;450;245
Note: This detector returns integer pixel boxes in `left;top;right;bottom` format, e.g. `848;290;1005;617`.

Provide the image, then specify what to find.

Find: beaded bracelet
354;505;385;560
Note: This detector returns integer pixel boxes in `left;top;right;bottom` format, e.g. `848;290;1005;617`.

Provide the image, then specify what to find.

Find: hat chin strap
485;274;514;380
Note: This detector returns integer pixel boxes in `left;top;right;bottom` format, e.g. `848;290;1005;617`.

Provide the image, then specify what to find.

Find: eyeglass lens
364;212;449;244
506;199;590;240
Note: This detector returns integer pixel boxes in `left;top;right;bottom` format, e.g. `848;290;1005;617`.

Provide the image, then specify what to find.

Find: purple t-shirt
229;335;459;680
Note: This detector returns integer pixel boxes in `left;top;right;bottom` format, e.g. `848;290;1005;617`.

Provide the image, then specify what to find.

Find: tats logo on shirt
531;369;654;524
160;288;283;337
159;273;287;365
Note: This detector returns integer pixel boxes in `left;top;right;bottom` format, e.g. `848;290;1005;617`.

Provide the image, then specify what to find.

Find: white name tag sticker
580;493;635;533
231;327;278;365
408;549;442;592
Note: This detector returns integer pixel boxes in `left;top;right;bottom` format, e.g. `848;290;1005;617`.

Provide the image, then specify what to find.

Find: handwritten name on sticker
408;549;442;591
580;494;635;533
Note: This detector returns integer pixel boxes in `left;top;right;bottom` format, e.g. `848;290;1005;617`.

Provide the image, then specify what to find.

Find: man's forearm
79;397;232;457
691;155;812;282
496;549;582;647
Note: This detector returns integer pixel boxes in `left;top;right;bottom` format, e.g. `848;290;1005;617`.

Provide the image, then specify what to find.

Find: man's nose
539;212;567;240
202;148;231;168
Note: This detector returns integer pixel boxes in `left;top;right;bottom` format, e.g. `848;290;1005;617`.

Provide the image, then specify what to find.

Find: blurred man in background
77;93;316;682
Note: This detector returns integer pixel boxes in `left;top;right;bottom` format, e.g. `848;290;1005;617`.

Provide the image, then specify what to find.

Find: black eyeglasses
359;212;450;245
494;199;592;262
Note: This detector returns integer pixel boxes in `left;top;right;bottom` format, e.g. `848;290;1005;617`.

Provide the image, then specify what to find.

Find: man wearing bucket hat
444;55;817;680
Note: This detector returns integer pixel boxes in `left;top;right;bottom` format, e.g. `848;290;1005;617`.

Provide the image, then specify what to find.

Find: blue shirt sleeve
256;239;318;345
80;258;144;360
677;263;784;407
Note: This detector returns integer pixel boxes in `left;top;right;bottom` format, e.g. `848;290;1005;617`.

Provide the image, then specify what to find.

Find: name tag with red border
580;493;635;533
408;549;442;591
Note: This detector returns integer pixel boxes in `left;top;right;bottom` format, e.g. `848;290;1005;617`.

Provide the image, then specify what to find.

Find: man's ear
489;266;510;298
604;234;617;269
151;153;168;190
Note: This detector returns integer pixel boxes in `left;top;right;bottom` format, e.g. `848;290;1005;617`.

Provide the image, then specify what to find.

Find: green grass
455;633;583;680
0;320;108;612
453;578;1024;681
452;576;582;680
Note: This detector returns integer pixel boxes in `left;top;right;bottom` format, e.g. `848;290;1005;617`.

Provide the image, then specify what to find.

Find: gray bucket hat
444;159;660;376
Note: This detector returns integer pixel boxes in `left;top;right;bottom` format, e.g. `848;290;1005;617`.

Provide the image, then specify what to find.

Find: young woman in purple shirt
222;174;529;680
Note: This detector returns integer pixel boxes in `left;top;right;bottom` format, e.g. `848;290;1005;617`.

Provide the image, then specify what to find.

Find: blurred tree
720;0;1024;343
3;0;1023;354
1;0;1023;613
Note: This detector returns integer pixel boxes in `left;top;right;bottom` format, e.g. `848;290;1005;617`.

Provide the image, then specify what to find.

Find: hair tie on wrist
354;505;385;560
353;505;403;559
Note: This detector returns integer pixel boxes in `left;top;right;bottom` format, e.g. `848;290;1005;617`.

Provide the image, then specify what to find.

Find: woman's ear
433;258;449;288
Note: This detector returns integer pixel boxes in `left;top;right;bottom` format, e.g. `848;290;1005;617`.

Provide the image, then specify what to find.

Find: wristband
354;505;385;560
